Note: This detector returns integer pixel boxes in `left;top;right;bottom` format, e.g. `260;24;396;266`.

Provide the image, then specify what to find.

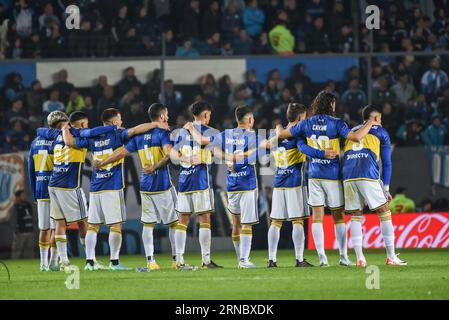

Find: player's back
343;125;390;182
126;127;173;193
29;136;54;200
271;134;305;188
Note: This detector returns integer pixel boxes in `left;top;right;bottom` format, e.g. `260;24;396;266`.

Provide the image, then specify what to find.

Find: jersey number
54;145;69;165
143;144;155;165
276;147;288;169
310;135;330;149
351;139;364;151
93;148;113;171
37;150;49;173
180;145;200;168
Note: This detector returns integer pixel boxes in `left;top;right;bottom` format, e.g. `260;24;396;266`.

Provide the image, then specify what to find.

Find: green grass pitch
1;249;449;300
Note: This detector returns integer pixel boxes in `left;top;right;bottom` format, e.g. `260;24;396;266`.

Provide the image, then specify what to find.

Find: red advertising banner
307;213;449;249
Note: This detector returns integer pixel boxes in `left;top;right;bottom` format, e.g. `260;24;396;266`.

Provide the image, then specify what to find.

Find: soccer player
28;112;68;271
343;105;406;266
260;103;336;268
185;105;260;269
276;91;378;266
94;104;178;271
37;111;115;270
172;101;222;270
65;108;167;271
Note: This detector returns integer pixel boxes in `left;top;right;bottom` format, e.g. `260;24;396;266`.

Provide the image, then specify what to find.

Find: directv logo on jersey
312;125;327;131
347;153;369;160
226;138;245;145
312;158;331;164
96;172;114;179
36;176;50;181
94;139;110;148
229;171;248;177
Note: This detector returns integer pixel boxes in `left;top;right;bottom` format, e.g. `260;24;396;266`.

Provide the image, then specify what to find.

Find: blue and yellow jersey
28;136;54;200
174;123;217;193
210;128;259;192
343;124;392;185
269;132;306;188
75;128;129;193
125;128;173;193
290;114;350;181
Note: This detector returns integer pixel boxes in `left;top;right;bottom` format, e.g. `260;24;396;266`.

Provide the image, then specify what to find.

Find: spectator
233;28;253;55
372;76;396;107
242;0;265;37
159;79;182;125
123;101;146;127
406;93;430;125
252;31;271;54
65;90;86;114
381;102;399;141
97;85;118;117
230;84;254;109
285;0;301;33
180;0;201;40
163;29;176;56
199;32;221;55
437;86;449;121
293;81;311;106
391;72;417;107
69;19;92;58
134;6;155;39
3;72;25;103
6;37;23;58
38;3;59;31
91;20;109;57
418;198;433;212
81;95;99;127
305;0;325;19
175;37;200;57
91;75;109;106
7;190;34;259
42;89;64;119
51;69;74;104
333;23;354;53
390;187;416;213
14;0;33;38
420;57;449;105
111;5;131;55
438;22;449;50
220;40;234;55
341;78;367;121
3;119;30;152
117;67;141;97
421;113;447;147
264;0;282;31
261;78;281;106
268;10;295;55
5;97;28;127
244;69;263;99
202;0;220;40
25;79;45;117
221;1;241;41
23;32;41;58
396;120;424;146
305;16;330;53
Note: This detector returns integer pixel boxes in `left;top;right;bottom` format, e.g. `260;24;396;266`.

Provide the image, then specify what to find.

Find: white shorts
344;180;388;212
270;187;309;221
228;190;259;225
37;200;55;230
88;190;126;225
308;179;344;209
141;188;178;225
49;187;88;223
177;189;214;215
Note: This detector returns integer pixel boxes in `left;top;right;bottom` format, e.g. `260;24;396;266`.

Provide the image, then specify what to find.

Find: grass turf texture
1;248;448;300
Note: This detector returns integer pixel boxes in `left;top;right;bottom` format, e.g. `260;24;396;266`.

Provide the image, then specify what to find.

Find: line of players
28;90;406;272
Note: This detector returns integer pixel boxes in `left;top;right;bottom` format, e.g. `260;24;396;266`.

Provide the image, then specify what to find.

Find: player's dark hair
362;104;380;121
286;103;307;122
235;105;253;123
69;111;88;124
148;103;167;121
190;101;213;116
311;91;336;116
101;108;120;124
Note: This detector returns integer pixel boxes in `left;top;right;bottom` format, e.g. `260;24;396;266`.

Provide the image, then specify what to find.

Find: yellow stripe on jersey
344;133;380;159
33;153;54;172
94;146;125;170
178;146;212;165
137;145;166;167
273;148;305;168
306;137;341;154
54;145;87;164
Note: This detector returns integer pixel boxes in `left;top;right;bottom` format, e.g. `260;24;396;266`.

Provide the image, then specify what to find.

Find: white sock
55;235;69;265
232;234;240;260
199;224;211;265
292;222;305;262
85;229;98;261
311;222;326;257
334;222;348;258
380;219;396;259
109;227;122;261
268;223;281;262
49;245;58;267
80;237;86;253
169;225;177;259
39;241;50;267
240;228;252;262
142;225;154;261
350;218;365;261
175;224;187;264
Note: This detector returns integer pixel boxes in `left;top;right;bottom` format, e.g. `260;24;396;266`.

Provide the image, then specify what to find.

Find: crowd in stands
1;0;449;59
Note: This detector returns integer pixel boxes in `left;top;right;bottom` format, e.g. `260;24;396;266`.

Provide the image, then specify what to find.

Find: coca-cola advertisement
307;213;449;249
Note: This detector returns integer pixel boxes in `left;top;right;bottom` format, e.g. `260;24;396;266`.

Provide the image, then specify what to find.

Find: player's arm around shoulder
127;122;169;138
347;119;378;142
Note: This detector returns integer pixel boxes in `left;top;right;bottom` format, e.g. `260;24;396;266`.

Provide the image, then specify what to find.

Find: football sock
292;220;305;262
311;221;326;257
142;223;155;262
232;234;240;260
379;211;395;259
268;221;282;262
169;222;177;259
55;235;69;265
49;243;58;267
175;223;187;265
199;223;211;265
350;216;365;261
86;225;99;261
109;227;122;262
39;241;50;267
334;220;348;258
80;237;86;253
240;226;252;262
